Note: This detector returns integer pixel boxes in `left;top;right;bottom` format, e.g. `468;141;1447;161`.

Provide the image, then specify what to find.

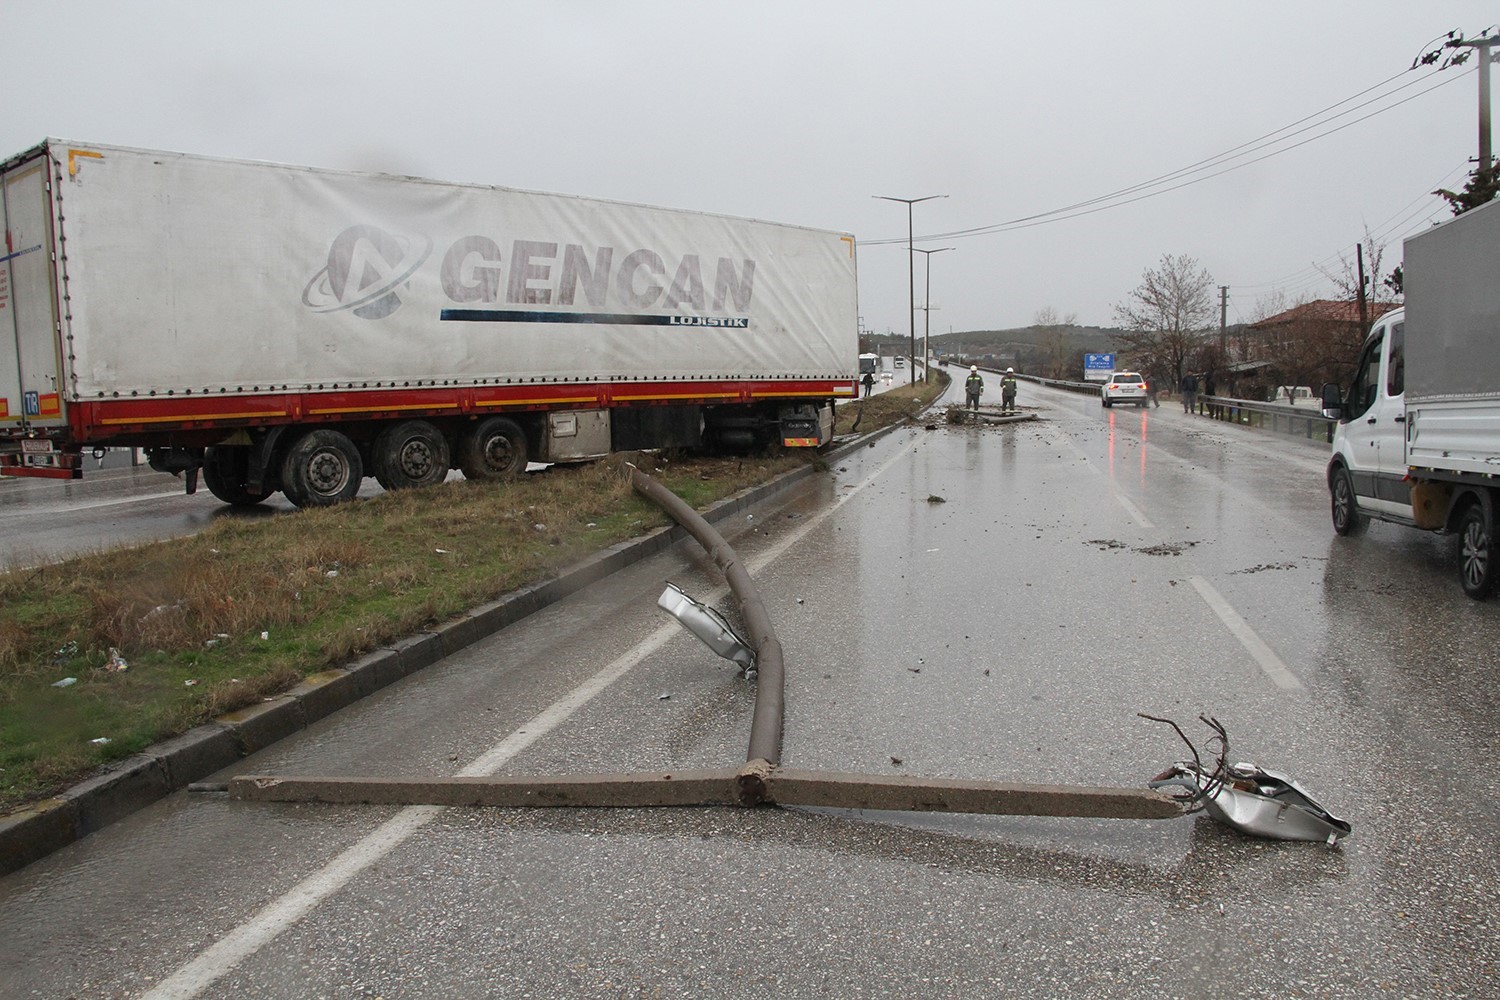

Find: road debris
1143;714;1352;845
51;677;78;688
104;648;129;673
657;583;756;675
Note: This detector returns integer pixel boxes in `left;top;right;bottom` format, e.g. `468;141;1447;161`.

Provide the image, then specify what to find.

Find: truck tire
281;430;363;507
1331;467;1367;536
201;446;274;507
457;417;528;480
372;420;450;490
1458;503;1497;599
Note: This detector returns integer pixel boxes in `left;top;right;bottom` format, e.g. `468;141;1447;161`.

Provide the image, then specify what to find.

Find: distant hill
861;326;1119;356
932;326;1120;353
860;325;1125;379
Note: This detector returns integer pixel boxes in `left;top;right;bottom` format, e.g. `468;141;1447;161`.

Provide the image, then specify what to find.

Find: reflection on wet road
3;370;1497;998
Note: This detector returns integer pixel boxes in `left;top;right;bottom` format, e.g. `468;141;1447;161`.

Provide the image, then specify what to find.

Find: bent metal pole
628;465;785;767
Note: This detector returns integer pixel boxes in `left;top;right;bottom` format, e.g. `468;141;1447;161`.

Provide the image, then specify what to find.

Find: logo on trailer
302;225;432;319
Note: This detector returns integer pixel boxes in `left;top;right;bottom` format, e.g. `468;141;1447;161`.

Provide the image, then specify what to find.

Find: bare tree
1316;226;1397;307
1033;305;1078;379
1111;253;1216;387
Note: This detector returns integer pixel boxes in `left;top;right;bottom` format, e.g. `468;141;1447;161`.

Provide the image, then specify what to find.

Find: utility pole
875;194;948;385
1446;34;1496;169
1218;285;1228;360
1355;242;1369;332
912;247;954;384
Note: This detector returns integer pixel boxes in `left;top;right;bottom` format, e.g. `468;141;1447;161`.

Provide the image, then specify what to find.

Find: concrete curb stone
0;418;913;876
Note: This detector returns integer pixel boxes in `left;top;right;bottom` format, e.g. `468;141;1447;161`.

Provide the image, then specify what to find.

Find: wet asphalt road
3;370;1498;998
0;465;296;568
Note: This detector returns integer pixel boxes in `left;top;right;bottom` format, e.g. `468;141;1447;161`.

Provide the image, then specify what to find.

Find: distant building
1248;299;1398;339
1241;299;1400;398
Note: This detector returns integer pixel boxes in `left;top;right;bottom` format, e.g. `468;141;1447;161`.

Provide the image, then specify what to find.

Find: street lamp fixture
912;246;954;383
874;194;948;385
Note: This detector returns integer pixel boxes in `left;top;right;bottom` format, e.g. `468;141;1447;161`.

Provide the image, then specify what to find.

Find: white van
1323;196;1500;598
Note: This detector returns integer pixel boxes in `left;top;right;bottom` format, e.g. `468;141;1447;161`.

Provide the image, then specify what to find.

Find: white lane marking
1188;576;1304;691
138;806;442;1000
1042;417;1300;691
1111;490;1155;531
139;433;915;999
1042;423;1154;530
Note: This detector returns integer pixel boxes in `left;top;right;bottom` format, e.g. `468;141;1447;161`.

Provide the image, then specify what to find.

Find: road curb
0;418;914;877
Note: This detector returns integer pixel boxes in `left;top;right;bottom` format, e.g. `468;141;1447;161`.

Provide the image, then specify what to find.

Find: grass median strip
0;375;944;813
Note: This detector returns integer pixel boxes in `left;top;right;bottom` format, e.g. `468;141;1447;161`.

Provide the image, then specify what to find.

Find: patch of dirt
1231;562;1299;575
1085;539;1201;556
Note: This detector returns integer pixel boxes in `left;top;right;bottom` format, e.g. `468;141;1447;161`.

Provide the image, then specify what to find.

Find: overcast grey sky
3;1;1495;336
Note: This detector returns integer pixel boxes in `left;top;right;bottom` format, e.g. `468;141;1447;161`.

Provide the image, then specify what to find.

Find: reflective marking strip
99;410;288;426
751;390;835;399
306;402;462;416
474;396;597;407
782;438;820;447
611;392;734;402
1188;576;1304;691
67;148;102;177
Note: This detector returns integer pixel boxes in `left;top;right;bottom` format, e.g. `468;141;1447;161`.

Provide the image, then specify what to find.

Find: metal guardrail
1192;396;1335;443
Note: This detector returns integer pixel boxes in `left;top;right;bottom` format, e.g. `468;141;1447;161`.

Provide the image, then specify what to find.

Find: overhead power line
1233;162;1467;294
860;66;1469;247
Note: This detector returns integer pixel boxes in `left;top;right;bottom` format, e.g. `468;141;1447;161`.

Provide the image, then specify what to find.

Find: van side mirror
1320;382;1342;417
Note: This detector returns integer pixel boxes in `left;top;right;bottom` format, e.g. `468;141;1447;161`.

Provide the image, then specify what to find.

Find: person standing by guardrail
1000;368;1018;414
1180;372;1199;413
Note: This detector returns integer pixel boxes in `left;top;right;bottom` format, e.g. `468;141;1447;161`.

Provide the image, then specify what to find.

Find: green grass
0;375;945;812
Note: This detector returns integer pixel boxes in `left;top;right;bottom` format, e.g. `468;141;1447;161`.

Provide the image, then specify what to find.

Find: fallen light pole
229;465;1185;823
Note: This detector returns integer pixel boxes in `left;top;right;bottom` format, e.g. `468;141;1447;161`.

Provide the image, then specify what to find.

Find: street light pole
875;194;947;385
912;247;954;384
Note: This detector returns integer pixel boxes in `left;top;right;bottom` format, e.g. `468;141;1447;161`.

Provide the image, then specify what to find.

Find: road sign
1084;353;1116;383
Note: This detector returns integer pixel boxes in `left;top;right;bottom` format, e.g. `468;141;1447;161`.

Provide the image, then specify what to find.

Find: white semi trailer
0;140;858;506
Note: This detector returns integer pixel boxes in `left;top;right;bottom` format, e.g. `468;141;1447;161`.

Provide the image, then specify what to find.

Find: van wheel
1331;468;1367;536
457;417;528;480
281;430;363;507
1458;504;1497;599
372;420;450;490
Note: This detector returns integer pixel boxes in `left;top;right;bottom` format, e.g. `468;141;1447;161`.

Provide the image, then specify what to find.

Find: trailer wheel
1458;503;1497;599
457;417;528;480
1331;467;1367;536
281;430;363;507
372;420;451;490
202;447;274;507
